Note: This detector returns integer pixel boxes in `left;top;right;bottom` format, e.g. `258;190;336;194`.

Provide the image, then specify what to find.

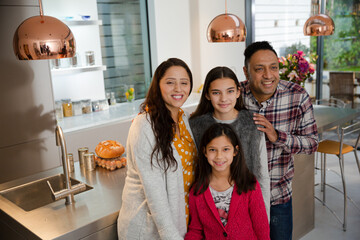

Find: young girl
185;123;270;240
189;66;270;217
117;58;196;239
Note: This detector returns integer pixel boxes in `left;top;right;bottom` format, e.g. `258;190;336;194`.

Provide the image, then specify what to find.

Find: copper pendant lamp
13;0;76;60
303;1;335;36
207;0;246;42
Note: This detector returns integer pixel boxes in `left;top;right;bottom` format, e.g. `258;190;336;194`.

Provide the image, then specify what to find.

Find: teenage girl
189;66;270;217
184;123;270;240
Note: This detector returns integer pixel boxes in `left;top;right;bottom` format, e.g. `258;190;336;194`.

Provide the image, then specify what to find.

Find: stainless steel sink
0;174;92;211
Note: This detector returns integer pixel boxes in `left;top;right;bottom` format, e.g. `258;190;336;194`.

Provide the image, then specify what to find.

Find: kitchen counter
291;105;360;239
3;99;356;240
58;93;201;133
0;93;201;240
0;164;126;239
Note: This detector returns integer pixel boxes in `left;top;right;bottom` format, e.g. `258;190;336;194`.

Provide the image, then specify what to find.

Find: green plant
284;42;310;56
311;0;360;71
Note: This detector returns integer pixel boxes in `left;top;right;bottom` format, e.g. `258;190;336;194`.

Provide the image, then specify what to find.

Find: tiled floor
300;131;360;240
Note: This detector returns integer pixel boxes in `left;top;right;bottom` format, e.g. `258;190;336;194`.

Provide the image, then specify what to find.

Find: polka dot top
173;109;197;226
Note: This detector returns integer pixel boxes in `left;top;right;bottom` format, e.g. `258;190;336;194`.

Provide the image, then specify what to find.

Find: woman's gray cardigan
117;112;193;240
189;111;270;218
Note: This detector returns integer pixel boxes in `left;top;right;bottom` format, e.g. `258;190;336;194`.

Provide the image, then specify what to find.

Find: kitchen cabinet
0;1;61;184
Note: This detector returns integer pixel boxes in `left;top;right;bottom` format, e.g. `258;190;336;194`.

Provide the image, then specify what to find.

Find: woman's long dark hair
190;66;245;119
192;123;256;196
140;58;193;172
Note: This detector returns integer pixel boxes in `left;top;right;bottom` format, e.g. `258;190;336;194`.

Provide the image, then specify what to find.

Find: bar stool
316;121;360;231
314;98;346;170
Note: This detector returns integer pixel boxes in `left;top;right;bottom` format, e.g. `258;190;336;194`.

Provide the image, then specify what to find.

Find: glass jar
99;99;109;111
110;92;116;105
106;92;111;105
81;99;92;114
70;54;78;67
51;58;61;69
92;100;100;112
126;84;135;102
62;99;73;117
72;100;82;116
55;101;63;120
85;51;95;66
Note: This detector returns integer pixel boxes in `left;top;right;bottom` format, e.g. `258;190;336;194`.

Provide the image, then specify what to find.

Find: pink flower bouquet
279;51;316;86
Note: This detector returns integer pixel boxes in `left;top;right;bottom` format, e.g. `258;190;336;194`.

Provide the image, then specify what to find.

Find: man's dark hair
244;41;278;68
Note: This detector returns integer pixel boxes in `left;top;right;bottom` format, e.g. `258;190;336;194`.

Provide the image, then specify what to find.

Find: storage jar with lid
62;99;73;117
99;99;109;111
92;100;100;112
55;101;63;120
82;99;92;114
110;92;116;105
85;51;95;66
72;101;82;116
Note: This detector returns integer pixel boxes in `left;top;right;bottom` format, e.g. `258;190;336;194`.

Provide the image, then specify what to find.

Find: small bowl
81;15;91;20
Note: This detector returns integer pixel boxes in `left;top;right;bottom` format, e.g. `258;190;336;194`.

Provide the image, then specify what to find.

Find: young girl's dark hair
192;123;256;195
190;66;245;119
140;58;193;172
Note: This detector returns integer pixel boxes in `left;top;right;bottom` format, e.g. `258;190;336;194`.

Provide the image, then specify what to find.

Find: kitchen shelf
51;65;107;75
62;20;103;26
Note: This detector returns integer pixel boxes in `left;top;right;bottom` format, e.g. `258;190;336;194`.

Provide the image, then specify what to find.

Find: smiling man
240;41;319;240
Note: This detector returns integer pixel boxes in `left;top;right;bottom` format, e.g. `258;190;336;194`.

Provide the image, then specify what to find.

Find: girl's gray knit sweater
189;110;270;218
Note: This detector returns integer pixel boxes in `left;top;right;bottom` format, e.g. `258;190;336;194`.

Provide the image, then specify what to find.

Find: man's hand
253;113;278;143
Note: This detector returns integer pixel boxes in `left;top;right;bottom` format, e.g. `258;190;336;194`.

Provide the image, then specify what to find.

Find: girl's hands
253;113;278;143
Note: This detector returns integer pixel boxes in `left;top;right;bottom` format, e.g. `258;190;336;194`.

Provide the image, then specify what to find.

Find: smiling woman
117;58;196;239
159;66;192;121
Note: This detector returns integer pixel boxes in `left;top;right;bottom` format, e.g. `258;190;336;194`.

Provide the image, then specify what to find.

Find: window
253;1;311;58
97;0;151;103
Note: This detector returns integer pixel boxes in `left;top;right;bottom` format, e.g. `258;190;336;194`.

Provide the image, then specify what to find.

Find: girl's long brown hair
192;123;256;196
140;58;193;172
190;66;245;119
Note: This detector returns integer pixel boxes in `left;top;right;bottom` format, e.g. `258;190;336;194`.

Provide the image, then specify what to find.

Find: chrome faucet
47;125;86;205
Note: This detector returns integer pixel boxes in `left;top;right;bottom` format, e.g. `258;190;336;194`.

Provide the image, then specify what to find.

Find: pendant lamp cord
225;0;228;14
39;0;43;16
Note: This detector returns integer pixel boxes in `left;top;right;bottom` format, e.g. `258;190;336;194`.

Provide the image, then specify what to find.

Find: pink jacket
185;181;270;240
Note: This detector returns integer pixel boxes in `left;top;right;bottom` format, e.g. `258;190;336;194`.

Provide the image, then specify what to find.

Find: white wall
148;0;247;91
147;0;193;75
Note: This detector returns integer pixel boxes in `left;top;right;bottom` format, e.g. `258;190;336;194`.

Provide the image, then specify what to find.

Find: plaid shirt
240;80;319;205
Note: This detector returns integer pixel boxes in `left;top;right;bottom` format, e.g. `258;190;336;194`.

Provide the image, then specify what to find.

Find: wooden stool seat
317;140;354;155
